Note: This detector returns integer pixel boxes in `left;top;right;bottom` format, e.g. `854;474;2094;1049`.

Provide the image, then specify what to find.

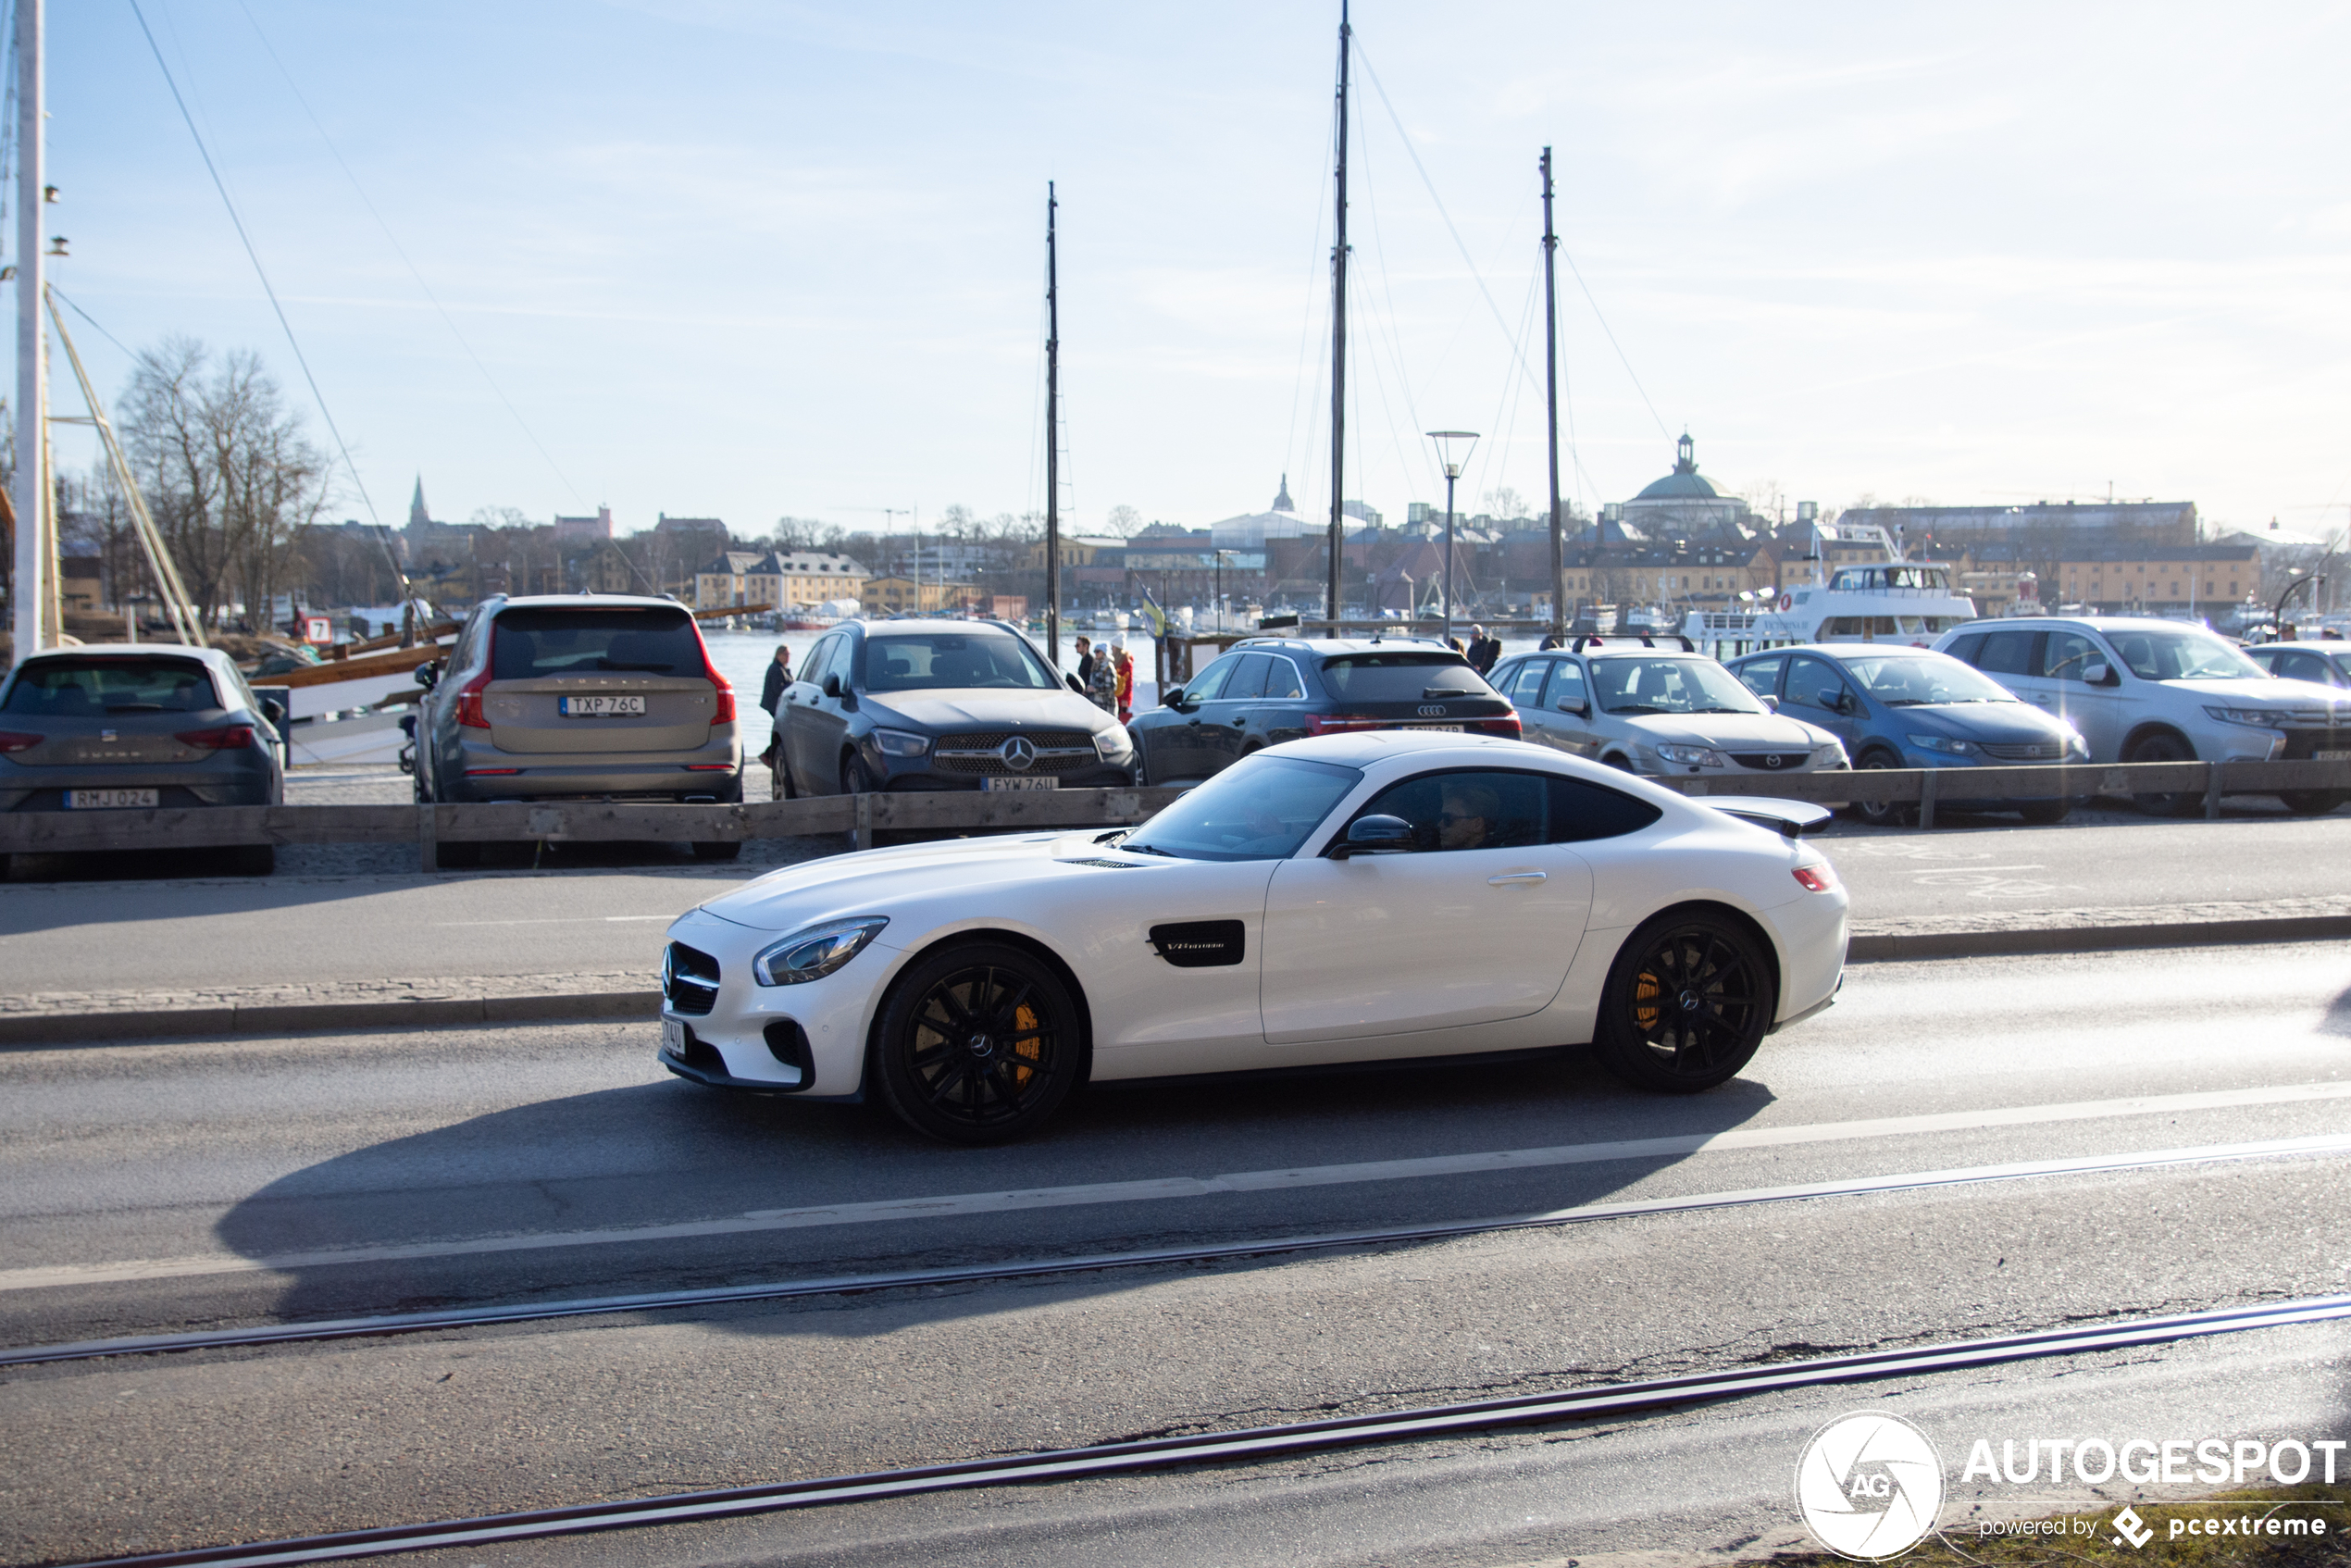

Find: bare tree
1104;503;1142;536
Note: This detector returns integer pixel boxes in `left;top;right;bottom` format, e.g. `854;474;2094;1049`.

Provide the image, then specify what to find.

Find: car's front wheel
871;941;1083;1143
1853;750;1916;826
2125;731;2198;816
1592;909;1775;1093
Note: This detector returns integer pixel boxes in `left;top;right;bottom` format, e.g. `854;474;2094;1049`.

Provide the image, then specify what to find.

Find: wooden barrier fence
0;761;2343;864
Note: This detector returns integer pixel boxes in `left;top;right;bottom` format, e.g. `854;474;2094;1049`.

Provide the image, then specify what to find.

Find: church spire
1273;472;1296;513
1673;431;1697;475
408;476;431;529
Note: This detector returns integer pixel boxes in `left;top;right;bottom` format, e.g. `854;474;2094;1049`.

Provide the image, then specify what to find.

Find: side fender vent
1149;919;1246;968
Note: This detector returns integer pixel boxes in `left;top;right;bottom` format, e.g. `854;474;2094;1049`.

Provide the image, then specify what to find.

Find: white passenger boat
1683;522;1977;659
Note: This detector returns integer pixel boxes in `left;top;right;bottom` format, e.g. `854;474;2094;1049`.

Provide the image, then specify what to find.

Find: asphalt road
3;941;2347;1562
3;814;2347;999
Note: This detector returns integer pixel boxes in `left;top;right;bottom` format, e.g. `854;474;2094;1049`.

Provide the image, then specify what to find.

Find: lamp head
1425;429;1479;479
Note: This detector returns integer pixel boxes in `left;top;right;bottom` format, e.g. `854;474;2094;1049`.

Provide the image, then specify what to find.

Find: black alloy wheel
1854;750;1917;827
871;941;1082;1143
841;754;880;796
2124;732;2198;817
1593;911;1775;1093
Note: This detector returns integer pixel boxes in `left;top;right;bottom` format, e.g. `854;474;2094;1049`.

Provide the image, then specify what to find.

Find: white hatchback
657;731;1850;1142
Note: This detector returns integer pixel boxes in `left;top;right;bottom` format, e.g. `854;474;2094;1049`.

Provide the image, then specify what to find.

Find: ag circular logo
1793;1411;1944;1560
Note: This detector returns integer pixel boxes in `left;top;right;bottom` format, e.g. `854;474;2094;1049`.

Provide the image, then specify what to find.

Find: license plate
1412;724;1465;733
560;695;646;716
983;776;1058;791
67;788;159;809
662;1017;687;1056
2318;750;2351;762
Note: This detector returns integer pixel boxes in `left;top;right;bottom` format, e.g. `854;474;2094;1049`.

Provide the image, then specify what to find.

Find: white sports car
658;731;1850;1142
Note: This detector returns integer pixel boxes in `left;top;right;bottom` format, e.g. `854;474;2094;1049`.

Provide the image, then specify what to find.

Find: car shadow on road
209;1043;1779;1337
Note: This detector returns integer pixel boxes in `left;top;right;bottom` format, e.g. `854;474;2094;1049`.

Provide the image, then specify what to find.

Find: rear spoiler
1699;796;1834;840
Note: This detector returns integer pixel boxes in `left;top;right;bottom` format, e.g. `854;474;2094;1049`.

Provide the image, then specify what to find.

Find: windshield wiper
596;660;677;673
1121;841;1180;857
1607;704;1665;715
1879;698;1931;706
1691;705;1754;714
104;703;166;712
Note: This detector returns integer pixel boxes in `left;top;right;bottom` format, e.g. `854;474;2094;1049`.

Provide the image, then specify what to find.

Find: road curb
0;989;660;1048
1846;913;2351;963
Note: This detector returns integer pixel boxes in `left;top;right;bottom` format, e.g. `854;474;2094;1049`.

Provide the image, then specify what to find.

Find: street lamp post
1214;550;1234;633
2273;549;2335;633
1425;430;1479;645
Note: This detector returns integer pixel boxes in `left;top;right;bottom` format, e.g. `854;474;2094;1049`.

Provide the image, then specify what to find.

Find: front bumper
874;757;1139;791
658;910;894;1097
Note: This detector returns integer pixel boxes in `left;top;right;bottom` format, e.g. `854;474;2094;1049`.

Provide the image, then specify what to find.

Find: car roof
490;593;685;613
16;642;230;666
849;618;1028;636
2254;641;2350;653
1257;729;1557;767
1739;642;1947;660
1961;615;2220;633
1233;636;1458;657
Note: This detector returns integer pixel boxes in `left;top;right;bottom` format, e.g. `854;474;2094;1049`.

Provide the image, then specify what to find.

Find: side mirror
822;674;842;699
1331;814;1413;858
1065;672;1086;695
2084;661;2114;686
258;695;287;724
413;664;438;691
1163;685;1188;708
1825;690;1852;714
1760;693;1780;712
1557;698;1589;716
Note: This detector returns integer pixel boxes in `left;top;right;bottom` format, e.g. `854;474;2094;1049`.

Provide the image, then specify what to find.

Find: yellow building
863;576;980;616
695;550;866;611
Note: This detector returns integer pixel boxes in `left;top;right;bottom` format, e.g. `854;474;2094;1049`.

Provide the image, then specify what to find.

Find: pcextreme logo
1794;1412;1946;1560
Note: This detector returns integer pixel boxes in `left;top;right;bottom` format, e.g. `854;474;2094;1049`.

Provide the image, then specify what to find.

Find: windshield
1319;653;1489;702
1591;657;1764;716
2106;628;2266;682
3;657;219;715
1121;754;1362;861
864;633;1058;692
491;607;706;678
1840;653;2017;705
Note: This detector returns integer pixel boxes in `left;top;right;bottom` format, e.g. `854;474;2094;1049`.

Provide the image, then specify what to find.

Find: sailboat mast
12;0;45;658
1044;181;1061;666
1325;2;1350;631
1540;146;1564;641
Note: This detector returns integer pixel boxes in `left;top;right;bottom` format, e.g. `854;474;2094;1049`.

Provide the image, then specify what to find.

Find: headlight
1814;743;1848;768
753;916;889;986
2061;726;2090;757
872;728;929;757
1906;733;1974;755
1093;726;1134;763
2203;705;2284;728
1656;743;1729;767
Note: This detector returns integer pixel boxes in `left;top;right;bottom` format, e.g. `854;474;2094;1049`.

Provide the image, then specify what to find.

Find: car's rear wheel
1854;750;1916;826
691;840;741;860
2280;788;2350;815
1592;910;1775;1093
435;840;482;869
2125;731;2198;816
871;941;1082;1143
229;843;276;877
2016;798;2072;825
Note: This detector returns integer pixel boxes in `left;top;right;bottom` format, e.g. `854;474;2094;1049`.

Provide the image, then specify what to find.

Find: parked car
1126;637;1518;786
659;731;1849;1142
2243;640;2351;691
0;644;285;874
412;594;743;862
1485;639;1847;782
1934;616;2351;815
1723;643;2087;825
774;618;1137;797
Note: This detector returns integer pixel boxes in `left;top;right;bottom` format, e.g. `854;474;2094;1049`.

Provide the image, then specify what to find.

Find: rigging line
1350;33;1670;443
1284;89;1337;504
125;0;385;532
48;287;138;360
1350;90;1432;492
230;0;587;507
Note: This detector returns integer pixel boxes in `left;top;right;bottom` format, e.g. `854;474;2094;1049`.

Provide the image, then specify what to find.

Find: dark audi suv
774;619;1138;795
1128;637;1519;786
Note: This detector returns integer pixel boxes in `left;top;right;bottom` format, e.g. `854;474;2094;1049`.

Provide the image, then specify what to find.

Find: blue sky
22;1;2351;540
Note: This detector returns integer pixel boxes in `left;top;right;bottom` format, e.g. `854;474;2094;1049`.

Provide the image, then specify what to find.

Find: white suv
1933;616;2351;815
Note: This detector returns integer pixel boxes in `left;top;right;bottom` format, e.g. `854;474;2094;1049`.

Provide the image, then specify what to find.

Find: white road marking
437;915;676;927
6;1080;2346;1292
1909;864;2045;876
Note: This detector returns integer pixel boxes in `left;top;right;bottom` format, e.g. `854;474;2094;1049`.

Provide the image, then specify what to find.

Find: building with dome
1609;433;1754;542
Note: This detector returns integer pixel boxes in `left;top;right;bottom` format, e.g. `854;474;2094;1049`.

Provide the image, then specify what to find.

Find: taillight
1474;714;1523;738
1302;714;1387;736
692;624;735;725
1793;863;1838;892
0;730;42;753
454;667;492;728
175;724;256;750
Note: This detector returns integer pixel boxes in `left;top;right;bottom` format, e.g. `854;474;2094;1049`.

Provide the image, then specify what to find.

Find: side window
2044;631;2105;683
1500;661;1548;705
1974;629;2043;678
799;634;837;687
1352;769;1549;852
2279;652;2338;686
1263;656;1306;700
1183;654;1240;703
1549;776;1664;842
1218;653;1271;702
1783;654;1848;715
1734;653;1784;699
1549;661;1588;712
1944;633;1985;668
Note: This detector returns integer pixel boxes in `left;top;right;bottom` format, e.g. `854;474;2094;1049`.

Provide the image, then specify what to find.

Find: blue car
1723;643;2088;825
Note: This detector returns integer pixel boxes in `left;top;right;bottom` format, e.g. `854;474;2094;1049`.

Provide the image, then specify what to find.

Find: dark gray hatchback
0;644;285;872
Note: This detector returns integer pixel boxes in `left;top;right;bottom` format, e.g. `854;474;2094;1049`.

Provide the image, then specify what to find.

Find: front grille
1980;741;2064;761
931;728;1101;776
664;941;720;1015
1729;752;1810;770
2281;729;2351;761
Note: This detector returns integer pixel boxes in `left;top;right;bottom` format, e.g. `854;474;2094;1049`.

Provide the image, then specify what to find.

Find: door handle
1487;871;1548;886
1231;717;1247;727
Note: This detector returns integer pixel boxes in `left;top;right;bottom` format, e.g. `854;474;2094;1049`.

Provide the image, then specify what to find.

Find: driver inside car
1437;781;1499;851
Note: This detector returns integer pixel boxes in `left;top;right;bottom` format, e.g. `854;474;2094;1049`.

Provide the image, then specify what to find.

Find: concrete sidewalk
6;896;2346;1046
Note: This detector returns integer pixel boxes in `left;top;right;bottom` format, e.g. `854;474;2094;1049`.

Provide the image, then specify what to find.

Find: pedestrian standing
1113;644;1135;724
1466;624;1500;674
1088;642;1119;712
1075;636;1095;688
757;644;792;778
